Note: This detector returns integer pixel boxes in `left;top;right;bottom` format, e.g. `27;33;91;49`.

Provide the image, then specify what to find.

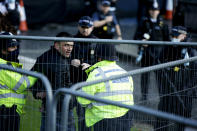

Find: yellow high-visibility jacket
0;58;37;115
77;60;134;127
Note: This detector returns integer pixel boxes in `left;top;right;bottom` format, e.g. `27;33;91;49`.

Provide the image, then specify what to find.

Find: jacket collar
85;60;116;75
75;32;94;38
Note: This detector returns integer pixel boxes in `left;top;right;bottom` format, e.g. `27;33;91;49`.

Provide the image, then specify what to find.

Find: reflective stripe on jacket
0;58;37;114
77;60;134;127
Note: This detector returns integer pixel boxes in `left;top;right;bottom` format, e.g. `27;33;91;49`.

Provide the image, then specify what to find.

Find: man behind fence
0;32;37;131
32;32;75;131
77;44;134;131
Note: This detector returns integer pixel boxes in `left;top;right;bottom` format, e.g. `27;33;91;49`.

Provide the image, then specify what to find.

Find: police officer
135;1;169;101
0;32;36;131
155;26;192;131
71;16;97;84
92;0;122;39
77;44;134;131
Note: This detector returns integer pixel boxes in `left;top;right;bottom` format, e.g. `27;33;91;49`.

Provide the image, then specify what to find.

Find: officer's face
55;41;74;58
149;9;160;19
78;26;93;37
172;34;187;42
1;46;18;55
101;5;110;14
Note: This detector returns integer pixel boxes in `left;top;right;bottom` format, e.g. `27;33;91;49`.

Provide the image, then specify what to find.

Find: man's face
172;34;187;42
1;45;18;55
101;5;110;14
55;41;74;58
149;9;160;19
78;26;93;37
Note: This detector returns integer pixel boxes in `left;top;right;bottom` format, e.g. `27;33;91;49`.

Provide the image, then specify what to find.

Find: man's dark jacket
32;46;71;112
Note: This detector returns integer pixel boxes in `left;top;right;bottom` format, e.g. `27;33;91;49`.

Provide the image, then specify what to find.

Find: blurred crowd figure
82;0;121;39
92;0;122;39
0;13;17;34
0;0;20;33
83;0;118;16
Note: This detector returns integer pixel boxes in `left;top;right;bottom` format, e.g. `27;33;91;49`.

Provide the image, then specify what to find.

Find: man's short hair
54;32;73;43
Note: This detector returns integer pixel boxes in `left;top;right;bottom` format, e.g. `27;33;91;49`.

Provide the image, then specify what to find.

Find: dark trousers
40;111;75;131
140;51;153;101
0;105;20;131
155;70;193;131
77;104;89;131
155;95;192;131
141;72;150;100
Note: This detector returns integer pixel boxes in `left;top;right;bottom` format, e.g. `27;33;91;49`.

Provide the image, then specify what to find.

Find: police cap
78;16;94;28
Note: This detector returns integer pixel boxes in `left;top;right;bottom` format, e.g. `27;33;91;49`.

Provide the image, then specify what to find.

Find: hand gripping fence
0;64;53;131
50;56;197;131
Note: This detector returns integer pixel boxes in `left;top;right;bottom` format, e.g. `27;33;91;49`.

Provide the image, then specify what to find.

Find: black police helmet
0;32;19;50
95;44;119;61
171;26;187;37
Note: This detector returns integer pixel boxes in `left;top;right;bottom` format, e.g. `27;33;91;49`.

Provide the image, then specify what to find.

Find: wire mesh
1;35;197;131
72;65;197;131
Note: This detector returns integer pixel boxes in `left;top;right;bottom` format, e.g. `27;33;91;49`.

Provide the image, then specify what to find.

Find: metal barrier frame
0;64;53;131
2;35;197;131
51;56;197;131
1;35;197;46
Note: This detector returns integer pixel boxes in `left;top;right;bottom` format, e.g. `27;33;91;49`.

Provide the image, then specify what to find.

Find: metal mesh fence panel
1;35;197;131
